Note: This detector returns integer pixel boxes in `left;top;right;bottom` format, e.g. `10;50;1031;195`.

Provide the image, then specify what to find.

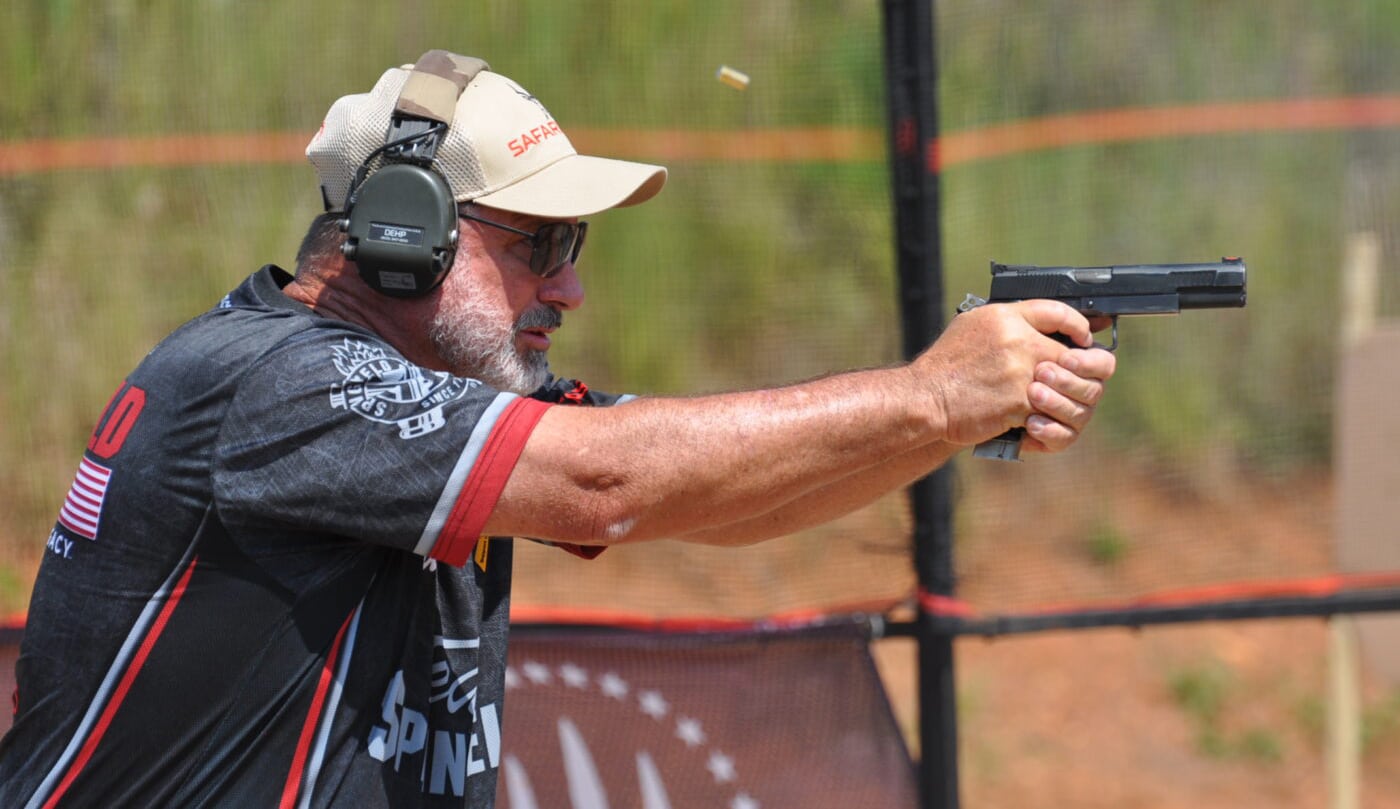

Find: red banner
497;624;914;808
0;622;914;807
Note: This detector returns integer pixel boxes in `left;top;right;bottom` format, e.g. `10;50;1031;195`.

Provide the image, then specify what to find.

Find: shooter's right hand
912;299;1114;451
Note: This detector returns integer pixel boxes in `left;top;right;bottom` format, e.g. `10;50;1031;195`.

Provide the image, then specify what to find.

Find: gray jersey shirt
1;265;617;808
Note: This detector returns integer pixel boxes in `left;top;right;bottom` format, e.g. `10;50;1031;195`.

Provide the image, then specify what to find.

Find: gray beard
428;295;559;395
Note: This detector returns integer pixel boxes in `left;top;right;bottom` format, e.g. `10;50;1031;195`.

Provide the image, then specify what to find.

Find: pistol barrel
1179;288;1247;309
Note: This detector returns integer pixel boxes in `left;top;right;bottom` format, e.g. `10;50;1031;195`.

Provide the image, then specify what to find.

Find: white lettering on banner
636;750;673;809
557;717;613;809
501;660;763;809
366;636;500;797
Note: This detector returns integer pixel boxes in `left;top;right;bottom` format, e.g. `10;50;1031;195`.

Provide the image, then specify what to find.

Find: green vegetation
1362;689;1400;752
1233;727;1285;763
2;1;1399;605
1293;685;1400;757
1292;692;1326;742
1083;520;1131;567
1168;661;1285;763
1170;661;1232;728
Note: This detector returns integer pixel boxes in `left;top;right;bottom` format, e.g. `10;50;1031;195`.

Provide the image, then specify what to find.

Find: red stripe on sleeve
279;608;356;809
431;398;551;567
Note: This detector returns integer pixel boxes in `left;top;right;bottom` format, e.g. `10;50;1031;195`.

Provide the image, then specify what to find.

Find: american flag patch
58;457;112;540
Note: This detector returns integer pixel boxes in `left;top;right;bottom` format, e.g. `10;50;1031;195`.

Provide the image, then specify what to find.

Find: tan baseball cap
307;56;666;218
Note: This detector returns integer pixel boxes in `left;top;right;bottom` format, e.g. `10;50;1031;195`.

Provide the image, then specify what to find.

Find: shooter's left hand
1020;344;1116;453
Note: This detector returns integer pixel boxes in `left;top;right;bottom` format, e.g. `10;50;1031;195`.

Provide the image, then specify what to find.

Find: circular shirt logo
329;339;476;439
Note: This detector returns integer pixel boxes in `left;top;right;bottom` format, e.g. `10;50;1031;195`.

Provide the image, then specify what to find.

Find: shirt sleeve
212;326;550;567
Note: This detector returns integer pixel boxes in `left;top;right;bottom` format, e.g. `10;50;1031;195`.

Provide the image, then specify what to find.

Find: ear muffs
341;163;457;297
338;51;489;298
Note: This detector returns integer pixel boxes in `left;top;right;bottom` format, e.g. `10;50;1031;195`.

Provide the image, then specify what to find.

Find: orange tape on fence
919;571;1400;620
0;133;310;175
509;597;906;632
0;128;881;175
931;94;1400;169
4;95;1400;175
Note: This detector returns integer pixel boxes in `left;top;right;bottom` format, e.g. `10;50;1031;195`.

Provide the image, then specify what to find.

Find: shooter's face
428;208;585;394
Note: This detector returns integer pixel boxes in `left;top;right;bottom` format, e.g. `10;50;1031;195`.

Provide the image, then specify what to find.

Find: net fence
5;3;1400;807
1;1;1398;633
0;2;909;622
922;7;1400;802
933;0;1400;621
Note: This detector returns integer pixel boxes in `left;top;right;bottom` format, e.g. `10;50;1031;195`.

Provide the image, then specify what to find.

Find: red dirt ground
868;465;1400;809
514;455;1400;808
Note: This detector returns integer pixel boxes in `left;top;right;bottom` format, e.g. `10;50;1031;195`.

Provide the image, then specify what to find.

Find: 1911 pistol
958;257;1247;461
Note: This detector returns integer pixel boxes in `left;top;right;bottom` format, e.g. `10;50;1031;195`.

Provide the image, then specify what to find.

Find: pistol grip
968;313;1117;463
974;428;1025;462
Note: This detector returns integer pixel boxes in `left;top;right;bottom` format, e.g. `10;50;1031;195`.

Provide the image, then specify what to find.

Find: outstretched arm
484;300;1114;546
669;340;1114;547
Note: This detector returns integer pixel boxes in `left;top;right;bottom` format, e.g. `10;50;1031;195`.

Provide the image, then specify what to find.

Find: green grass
1292;686;1400;758
1362;689;1400;753
1168;661;1289;763
1170;662;1232;728
1083;521;1131;567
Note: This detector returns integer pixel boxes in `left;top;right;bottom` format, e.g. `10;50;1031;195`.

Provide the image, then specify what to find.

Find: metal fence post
881;1;959;807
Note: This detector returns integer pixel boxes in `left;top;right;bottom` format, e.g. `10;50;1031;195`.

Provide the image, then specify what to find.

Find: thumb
1016;299;1093;348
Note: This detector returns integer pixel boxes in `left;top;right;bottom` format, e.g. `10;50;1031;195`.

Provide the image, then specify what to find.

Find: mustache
515;307;563;332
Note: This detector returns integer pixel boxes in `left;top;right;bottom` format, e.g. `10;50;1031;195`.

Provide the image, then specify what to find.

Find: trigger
1092;317;1119;352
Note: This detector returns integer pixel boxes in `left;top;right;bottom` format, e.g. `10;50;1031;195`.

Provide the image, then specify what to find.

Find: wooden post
1328;617;1360;809
1329;229;1379;809
1340;231;1380;347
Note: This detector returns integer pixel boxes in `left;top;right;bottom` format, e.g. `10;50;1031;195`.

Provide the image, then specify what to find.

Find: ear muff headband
339;51;490;298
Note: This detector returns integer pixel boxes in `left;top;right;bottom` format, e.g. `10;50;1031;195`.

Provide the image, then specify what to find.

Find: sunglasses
457;207;588;278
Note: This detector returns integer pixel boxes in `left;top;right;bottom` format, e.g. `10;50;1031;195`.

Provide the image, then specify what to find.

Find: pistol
958;257;1247;461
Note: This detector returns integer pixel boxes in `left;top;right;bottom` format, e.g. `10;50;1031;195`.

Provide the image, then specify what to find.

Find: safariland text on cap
307;57;666;219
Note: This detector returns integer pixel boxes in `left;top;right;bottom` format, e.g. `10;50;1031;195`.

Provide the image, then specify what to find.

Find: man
0;52;1114;807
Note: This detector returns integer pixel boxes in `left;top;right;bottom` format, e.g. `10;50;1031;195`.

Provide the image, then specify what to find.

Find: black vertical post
881;2;959;809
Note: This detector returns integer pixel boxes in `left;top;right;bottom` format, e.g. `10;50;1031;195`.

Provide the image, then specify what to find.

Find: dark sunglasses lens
533;223;582;278
571;222;588;263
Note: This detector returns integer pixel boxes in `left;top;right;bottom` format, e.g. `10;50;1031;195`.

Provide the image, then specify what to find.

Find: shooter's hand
1019;338;1116;453
914;300;1114;449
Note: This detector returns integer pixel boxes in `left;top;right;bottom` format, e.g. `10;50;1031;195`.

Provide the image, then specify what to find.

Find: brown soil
514;454;1400;808
866;461;1400;809
874;618;1400;808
